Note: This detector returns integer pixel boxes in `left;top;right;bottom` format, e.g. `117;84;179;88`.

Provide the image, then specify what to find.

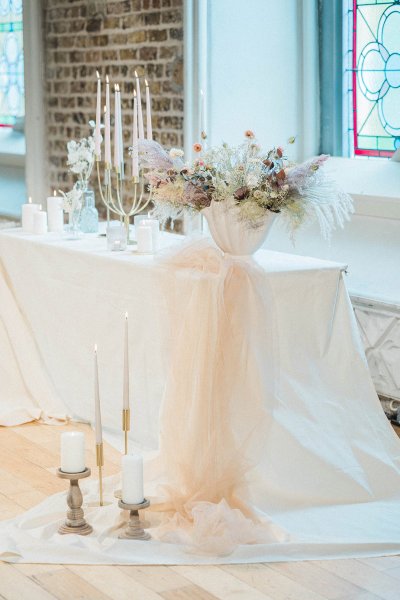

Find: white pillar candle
121;454;144;505
141;218;159;252
145;79;152;141
33;206;48;234
113;84;120;171
95;70;102;158
60;431;86;473
132;89;139;178
136;224;153;253
105;75;111;165
123;312;129;410
47;191;64;232
21;197;40;232
135;71;145;140
94;345;103;445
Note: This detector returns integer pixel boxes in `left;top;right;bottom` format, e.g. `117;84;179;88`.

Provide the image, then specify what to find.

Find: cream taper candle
121;454;144;504
60;431;85;473
137;224;153;253
94;344;103;445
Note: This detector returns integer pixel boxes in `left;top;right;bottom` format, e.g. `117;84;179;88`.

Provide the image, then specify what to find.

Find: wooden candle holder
118;498;151;540
57;467;93;536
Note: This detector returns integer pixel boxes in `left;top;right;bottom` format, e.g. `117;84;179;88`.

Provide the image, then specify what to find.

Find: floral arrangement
136;132;353;239
60;134;96;214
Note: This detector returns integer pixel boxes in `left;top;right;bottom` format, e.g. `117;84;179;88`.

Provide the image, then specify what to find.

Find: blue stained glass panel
0;0;23;127
352;0;400;157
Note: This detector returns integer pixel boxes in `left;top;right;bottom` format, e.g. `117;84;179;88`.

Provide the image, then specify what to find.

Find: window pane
352;1;400;157
0;0;24;127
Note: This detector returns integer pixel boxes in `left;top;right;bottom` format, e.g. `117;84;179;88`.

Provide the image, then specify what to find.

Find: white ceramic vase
201;200;277;256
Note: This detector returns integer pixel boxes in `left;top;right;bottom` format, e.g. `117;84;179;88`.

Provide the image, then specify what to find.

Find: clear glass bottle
80;188;99;233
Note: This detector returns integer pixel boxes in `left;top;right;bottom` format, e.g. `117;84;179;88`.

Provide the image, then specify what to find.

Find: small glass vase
65;206;82;240
80;189;99;233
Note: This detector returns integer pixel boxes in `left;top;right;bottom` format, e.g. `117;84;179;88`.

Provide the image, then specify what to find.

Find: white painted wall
206;0;319;161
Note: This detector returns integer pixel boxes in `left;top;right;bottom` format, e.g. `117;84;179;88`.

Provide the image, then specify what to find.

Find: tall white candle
47;190;64;233
94;345;103;445
95;70;102;158
145;79;152;141
113;84;120;170
21;197;40;232
60;431;86;473
132;89;139;178
123;312;129;410
121;454;144;504
118;84;124;179
105;75;111;165
135;71;145;140
33;205;48;234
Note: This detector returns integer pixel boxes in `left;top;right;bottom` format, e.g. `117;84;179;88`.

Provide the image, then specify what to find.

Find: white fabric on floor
1;228;400;563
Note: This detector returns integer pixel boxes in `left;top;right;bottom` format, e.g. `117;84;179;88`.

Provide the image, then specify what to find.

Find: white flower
169;148;184;159
59;185;83;213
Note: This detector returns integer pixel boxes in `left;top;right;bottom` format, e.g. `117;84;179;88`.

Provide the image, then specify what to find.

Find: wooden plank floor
0;421;399;600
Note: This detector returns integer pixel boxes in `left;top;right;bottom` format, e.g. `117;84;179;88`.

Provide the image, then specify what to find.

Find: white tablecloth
1;228;400;564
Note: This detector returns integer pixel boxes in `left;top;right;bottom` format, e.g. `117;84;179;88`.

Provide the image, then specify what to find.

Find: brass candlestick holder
122;408;130;455
118;498;151;540
57;467;93;535
96;442;104;506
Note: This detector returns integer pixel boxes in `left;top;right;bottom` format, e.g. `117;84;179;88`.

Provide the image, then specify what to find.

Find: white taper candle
123;312;129;410
114;84;120;170
132;89;139;177
145;79;152;140
95;70;102;157
94;344;103;445
135;71;145;140
105;75;111;165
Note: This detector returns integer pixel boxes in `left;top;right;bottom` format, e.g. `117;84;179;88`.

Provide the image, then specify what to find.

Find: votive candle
33;205;48;234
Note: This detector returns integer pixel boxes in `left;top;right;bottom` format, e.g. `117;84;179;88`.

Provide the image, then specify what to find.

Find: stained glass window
351;0;400;157
0;0;23;127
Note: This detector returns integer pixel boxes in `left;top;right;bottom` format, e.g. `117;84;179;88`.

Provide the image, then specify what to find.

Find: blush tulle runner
1;238;400;564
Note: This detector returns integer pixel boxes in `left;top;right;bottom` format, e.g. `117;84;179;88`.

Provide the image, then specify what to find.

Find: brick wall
43;0;184;205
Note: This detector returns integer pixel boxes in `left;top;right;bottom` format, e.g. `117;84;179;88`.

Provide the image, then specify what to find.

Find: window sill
325;157;400;220
0;128;25;168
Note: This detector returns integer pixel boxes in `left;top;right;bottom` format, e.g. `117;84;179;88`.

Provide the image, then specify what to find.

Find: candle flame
106;74;109;83
200;89;204;96
134;89;136;97
104;105;107;113
125;311;128;320
145;78;148;86
96;70;100;79
39;204;42;211
114;83;117;91
28;196;32;204
134;70;138;78
53;190;56;196
94;343;98;353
